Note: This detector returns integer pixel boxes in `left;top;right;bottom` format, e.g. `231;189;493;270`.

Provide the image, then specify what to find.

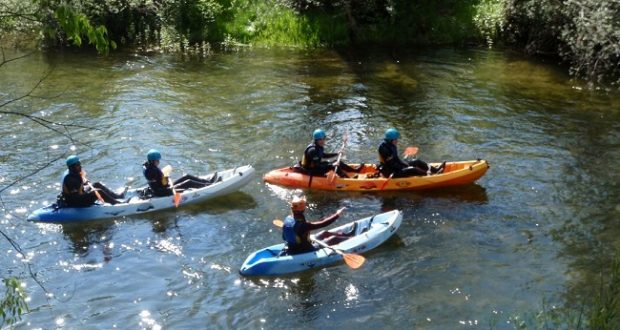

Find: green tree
0;278;28;327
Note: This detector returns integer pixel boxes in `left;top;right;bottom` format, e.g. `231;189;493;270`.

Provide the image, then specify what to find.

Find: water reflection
2;46;620;328
288;275;321;322
61;221;116;263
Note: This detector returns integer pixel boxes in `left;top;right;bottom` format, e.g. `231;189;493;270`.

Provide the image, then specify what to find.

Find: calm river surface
1;46;620;329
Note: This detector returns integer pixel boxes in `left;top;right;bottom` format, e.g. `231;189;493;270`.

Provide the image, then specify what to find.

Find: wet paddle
403;146;419;158
379;146;419;190
162;165;182;207
271;217;365;269
81;170;105;203
328;131;349;184
379;173;394;191
312;238;365;269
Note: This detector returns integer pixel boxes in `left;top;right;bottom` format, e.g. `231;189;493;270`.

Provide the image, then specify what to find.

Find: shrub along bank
0;0;618;83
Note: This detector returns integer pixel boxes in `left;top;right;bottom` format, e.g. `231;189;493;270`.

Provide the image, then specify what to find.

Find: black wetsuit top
61;170;97;207
301;143;338;175
143;162;173;197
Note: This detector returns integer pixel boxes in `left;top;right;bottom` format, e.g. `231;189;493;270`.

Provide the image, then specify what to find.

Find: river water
1;47;619;329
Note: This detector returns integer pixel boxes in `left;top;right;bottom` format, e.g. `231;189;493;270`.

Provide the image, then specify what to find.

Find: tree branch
0;154;67;195
0;48;36;68
0;10;41;23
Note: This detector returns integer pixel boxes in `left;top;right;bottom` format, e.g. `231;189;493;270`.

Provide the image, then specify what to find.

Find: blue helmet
313;129;326;140
66;155;80;167
147;149;161;161
385;128;400;141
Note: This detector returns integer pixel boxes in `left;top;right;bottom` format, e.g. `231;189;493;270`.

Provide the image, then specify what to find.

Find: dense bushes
1;0;619;85
504;0;620;86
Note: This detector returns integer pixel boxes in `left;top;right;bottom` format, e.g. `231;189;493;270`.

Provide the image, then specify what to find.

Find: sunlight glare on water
0;47;618;328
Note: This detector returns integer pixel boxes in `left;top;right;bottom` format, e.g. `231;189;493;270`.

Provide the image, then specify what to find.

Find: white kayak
239;209;403;276
27;165;255;223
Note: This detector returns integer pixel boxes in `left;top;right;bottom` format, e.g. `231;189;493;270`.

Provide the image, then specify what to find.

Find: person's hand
336;207;346;215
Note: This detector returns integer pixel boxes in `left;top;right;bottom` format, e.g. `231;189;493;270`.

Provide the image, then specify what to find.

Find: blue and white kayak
27;165;255;223
239;209;402;276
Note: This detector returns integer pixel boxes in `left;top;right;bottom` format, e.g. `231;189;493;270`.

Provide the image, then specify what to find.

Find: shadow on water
305;183;488;207
61;221;116;262
59;191;257;257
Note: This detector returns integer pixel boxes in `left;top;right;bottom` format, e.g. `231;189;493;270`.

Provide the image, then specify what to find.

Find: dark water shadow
61;221;116;262
144;191;257;234
59;191;257;257
305;183;488;206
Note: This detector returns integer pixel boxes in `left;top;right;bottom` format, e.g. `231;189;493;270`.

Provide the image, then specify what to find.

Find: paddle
403;146;419;158
379;173;394;191
328;131;349;184
162;165;182;207
379;146;419;191
80;170;105;203
271;217;365;269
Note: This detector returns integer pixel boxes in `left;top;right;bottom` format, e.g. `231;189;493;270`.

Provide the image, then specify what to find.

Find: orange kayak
263;159;489;191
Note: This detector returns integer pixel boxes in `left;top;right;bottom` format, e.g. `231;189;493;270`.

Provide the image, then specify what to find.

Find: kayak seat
138;187;153;200
358;216;375;234
340;222;357;236
291;163;310;175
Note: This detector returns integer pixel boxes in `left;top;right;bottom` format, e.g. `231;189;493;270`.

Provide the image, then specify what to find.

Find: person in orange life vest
300;129;361;178
282;196;346;254
60;155;125;207
142;149;218;197
378;128;445;178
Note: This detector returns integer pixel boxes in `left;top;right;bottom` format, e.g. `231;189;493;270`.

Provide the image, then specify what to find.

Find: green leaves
50;4;116;54
0;278;29;327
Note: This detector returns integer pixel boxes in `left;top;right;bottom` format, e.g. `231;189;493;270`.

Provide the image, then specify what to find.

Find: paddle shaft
379;146;418;190
312;237;346;256
272;221;351;256
81;171;104;203
162;165;181;207
329;132;349;183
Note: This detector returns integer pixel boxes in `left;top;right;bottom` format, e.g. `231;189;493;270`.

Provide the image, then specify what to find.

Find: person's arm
379;144;408;170
306;208;346;230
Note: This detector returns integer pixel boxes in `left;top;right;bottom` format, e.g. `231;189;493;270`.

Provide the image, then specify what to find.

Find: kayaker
378;128;445;178
282;196;346;254
143;149;218;197
300;129;361;178
59;155;125;207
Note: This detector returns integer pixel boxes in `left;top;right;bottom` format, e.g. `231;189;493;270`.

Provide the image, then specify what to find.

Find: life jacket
282;215;302;247
378;140;397;165
301;143;324;169
143;162;167;190
61;169;85;196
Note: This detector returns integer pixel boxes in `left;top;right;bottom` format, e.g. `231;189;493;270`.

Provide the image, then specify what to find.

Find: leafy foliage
503;0;620;86
3;0;620;83
51;4;117;54
0;278;28;327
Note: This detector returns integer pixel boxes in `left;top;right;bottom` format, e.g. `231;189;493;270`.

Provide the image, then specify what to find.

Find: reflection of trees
548;155;620;327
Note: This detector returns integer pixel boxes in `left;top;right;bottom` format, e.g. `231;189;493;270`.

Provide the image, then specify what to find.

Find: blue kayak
239;210;402;276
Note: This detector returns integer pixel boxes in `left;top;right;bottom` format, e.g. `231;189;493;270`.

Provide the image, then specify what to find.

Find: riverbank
1;0;618;86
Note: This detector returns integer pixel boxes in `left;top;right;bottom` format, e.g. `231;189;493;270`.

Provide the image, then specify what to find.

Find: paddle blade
162;165;173;177
403;146;419;157
272;219;284;228
343;253;365;269
173;192;181;207
328;170;336;184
